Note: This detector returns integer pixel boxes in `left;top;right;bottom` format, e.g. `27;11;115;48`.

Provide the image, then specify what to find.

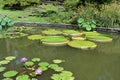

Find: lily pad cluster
0;56;75;80
27;29;113;49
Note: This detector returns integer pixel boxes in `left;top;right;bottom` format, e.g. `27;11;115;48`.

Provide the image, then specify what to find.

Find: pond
0;31;120;80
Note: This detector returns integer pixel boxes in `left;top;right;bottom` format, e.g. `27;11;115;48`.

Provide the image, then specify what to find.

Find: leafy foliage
77;18;96;31
0;16;14;30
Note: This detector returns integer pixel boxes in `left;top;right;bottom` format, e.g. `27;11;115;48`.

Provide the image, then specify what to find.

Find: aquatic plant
20;57;28;63
42;29;62;35
0;56;75;80
41;36;69;46
3;71;18;78
62;29;83;37
77;18;96;31
68;40;97;50
27;35;44;40
0;67;6;72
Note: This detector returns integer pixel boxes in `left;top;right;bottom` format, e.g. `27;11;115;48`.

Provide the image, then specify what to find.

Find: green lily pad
16;75;30;80
3;70;18;78
25;61;34;67
53;59;64;64
68;40;97;50
31;58;40;62
86;34;113;42
83;31;100;36
38;66;48;71
41;36;69;46
48;64;63;71
42;29;62;35
38;62;49;67
5;56;16;61
72;36;86;40
27;35;44;40
2;78;13;80
0;60;10;65
0;67;6;72
62;29;83;37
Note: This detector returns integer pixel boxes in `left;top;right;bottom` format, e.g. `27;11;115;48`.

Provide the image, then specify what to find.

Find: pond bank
14;22;120;33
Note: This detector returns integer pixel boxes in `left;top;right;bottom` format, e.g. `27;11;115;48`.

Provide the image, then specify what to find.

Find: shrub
0;16;14;30
64;0;80;10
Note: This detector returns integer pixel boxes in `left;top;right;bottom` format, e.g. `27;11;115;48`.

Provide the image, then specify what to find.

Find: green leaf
77;18;84;23
38;66;48;71
25;61;34;67
0;25;2;30
86;26;92;31
2;78;13;80
5;56;16;61
16;75;30;80
91;24;96;28
3;71;18;78
53;59;64;64
0;60;10;65
38;62;49;67
0;67;6;72
31;58;40;62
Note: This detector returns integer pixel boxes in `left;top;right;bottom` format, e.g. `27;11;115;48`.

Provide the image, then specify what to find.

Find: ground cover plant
0;56;75;80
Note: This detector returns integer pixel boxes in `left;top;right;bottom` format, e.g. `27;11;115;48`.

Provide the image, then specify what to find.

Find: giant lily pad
3;70;18;78
72;36;86;40
83;31;100;36
68;40;97;50
27;35;44;40
41;36;69;46
62;29;83;37
42;29;62;35
86;34;113;42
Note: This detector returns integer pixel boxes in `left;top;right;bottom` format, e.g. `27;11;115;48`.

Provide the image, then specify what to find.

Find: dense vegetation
0;0;119;28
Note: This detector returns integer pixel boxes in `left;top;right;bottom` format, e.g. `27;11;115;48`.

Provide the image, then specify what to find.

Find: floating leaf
27;35;44;40
5;56;16;61
48;64;59;69
31;58;40;62
53;67;64;72
38;62;49;67
51;74;61;80
0;67;6;72
16;75;30;80
25;61;34;67
3;70;18;78
38;66;48;71
31;78;38;80
53;59;64;64
0;60;10;65
2;78;13;80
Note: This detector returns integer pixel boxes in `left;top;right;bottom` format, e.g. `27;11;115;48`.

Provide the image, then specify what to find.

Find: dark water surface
0;33;120;80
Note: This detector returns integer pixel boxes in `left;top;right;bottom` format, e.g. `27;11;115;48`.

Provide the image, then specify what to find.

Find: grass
0;4;61;22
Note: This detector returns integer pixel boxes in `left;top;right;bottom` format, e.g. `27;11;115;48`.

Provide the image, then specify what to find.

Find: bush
2;0;40;10
76;3;120;28
64;0;80;10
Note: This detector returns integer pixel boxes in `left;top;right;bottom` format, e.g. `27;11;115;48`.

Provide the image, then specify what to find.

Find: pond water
0;33;120;80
